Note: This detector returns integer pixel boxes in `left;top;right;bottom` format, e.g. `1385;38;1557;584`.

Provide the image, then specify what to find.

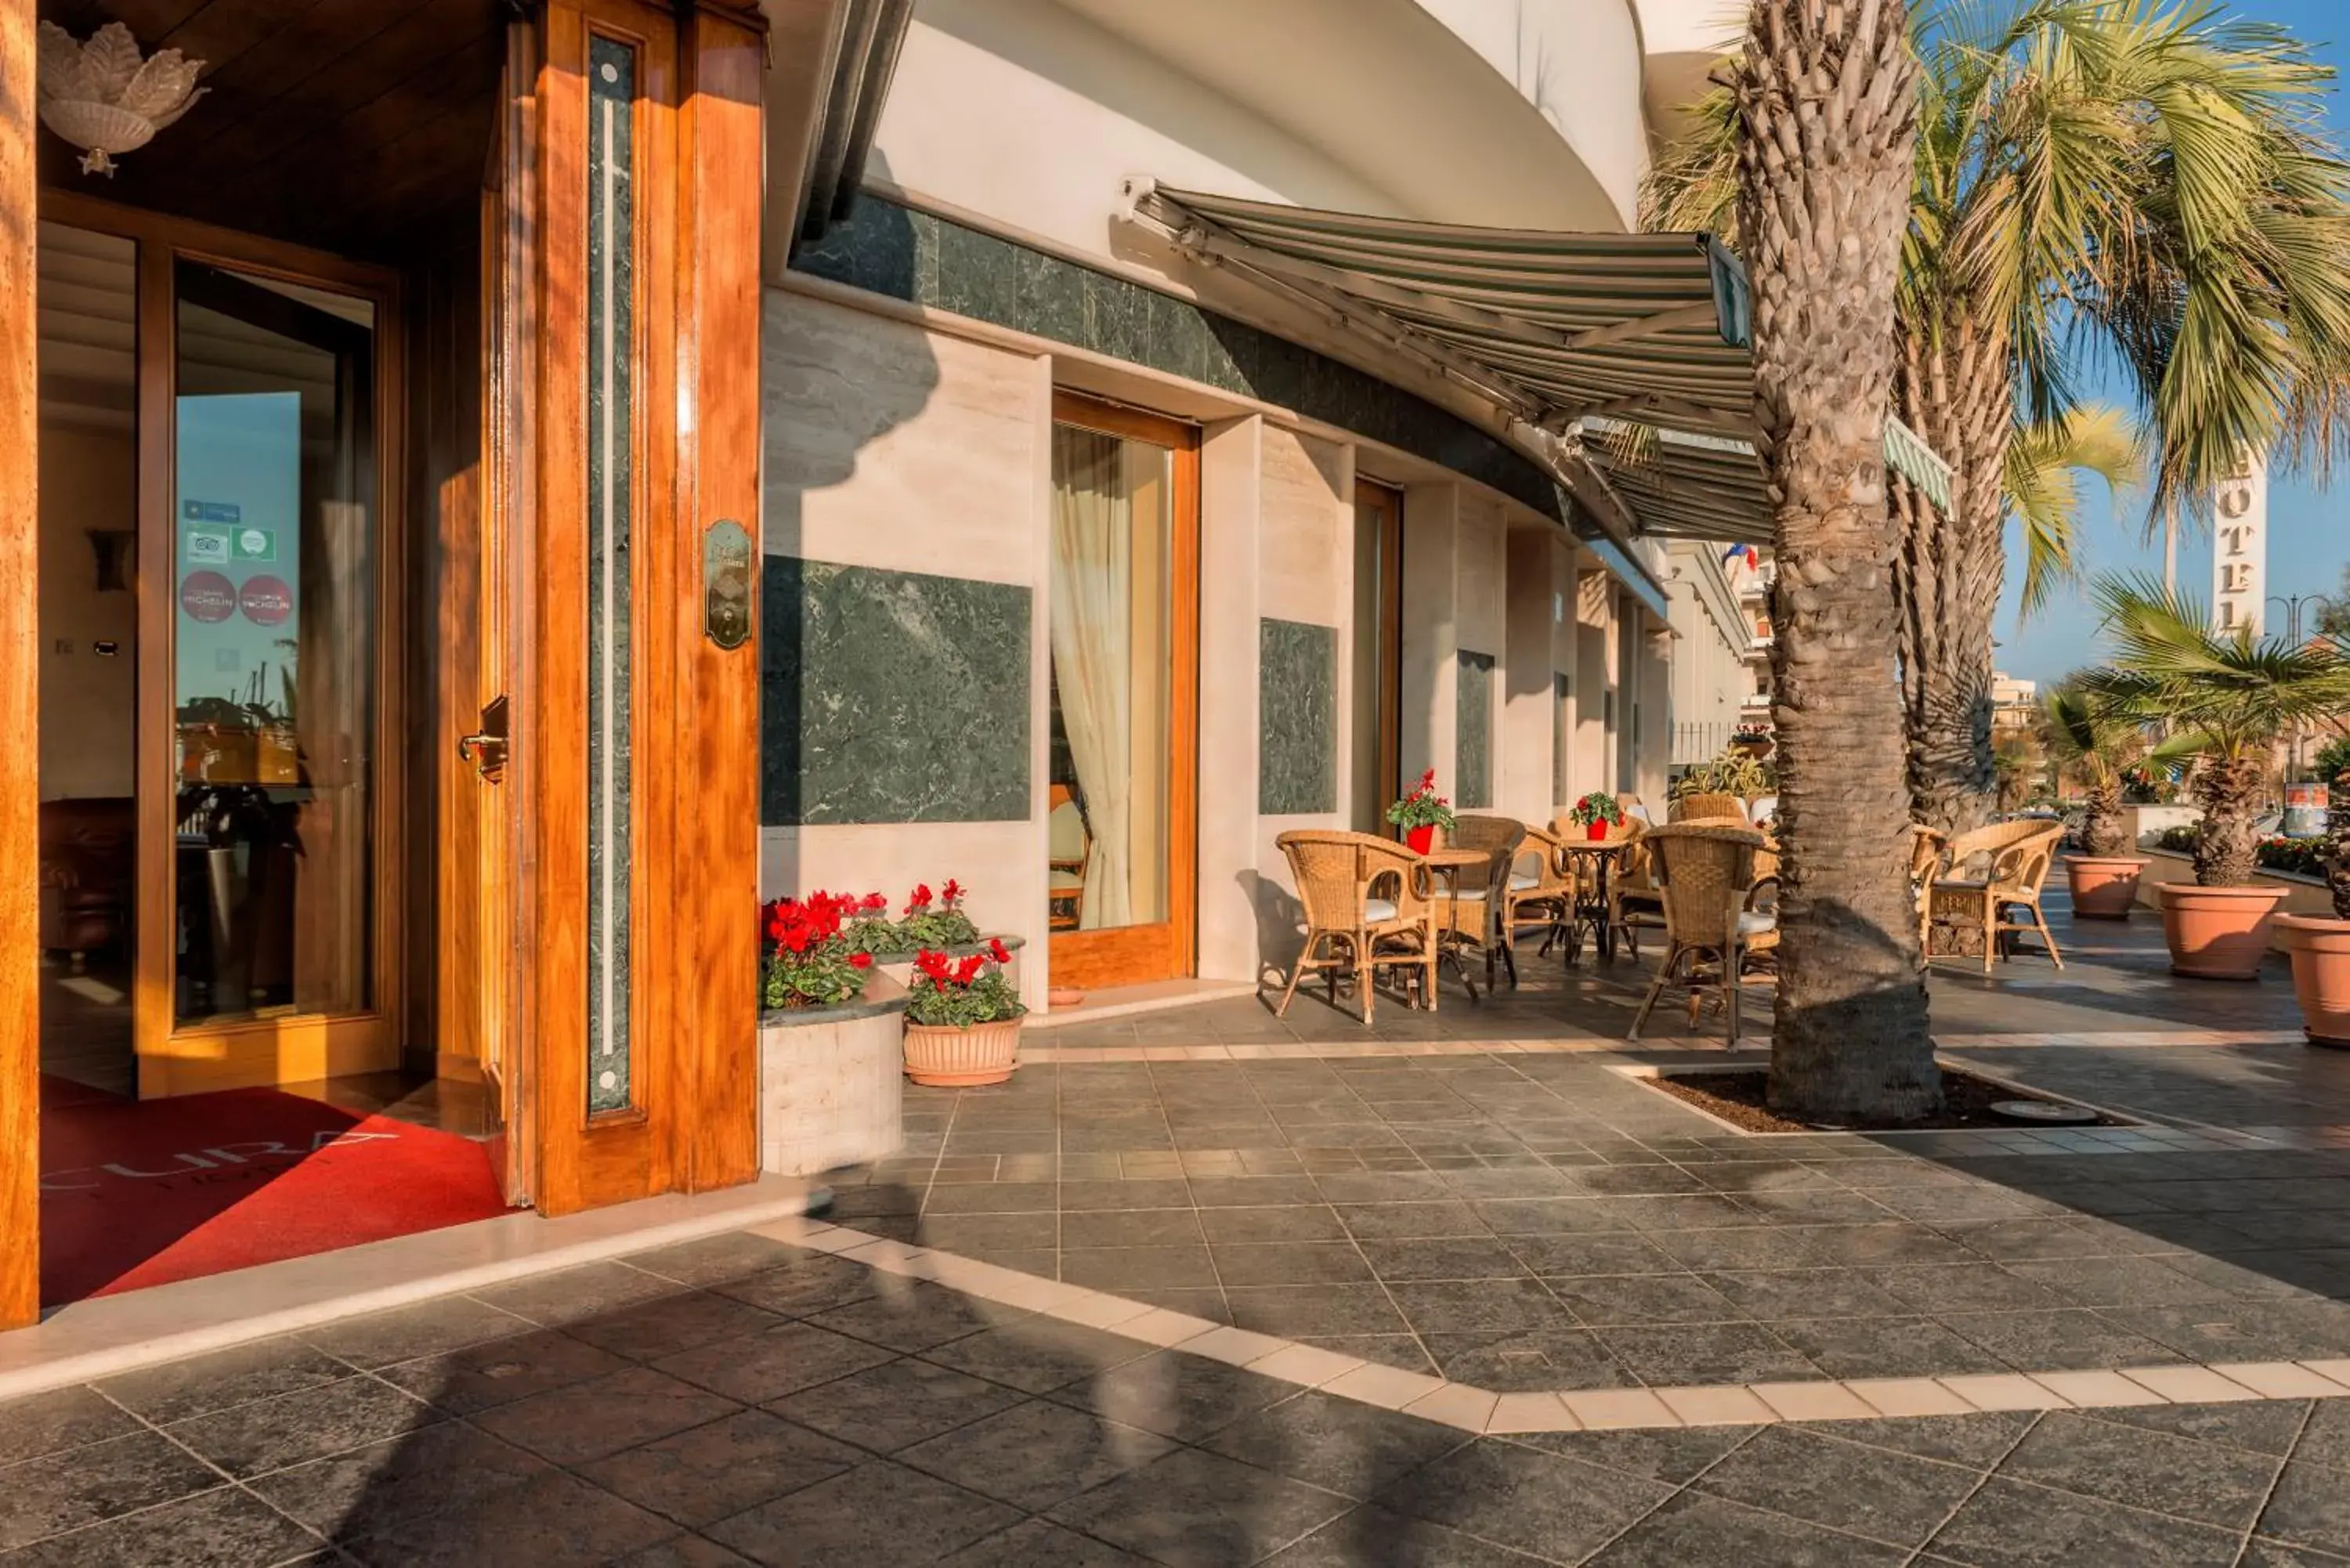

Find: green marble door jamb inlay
586;35;636;1117
1456;651;1495;810
1258;619;1336;815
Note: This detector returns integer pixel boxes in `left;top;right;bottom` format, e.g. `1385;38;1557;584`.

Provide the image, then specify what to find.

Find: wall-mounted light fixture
37;22;207;177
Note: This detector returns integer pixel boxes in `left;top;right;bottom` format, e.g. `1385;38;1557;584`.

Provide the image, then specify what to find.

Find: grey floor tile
934;1517;1158;1567
1225;1284;1414;1339
1372;1440;1672;1563
375;1326;631;1415
1047;1447;1353;1568
0;1484;320;1568
1470;1198;1623;1236
1294;1334;1440;1375
164;1375;437;1480
1422;1328;1633;1392
1057;1208;1200;1249
897;1398;1177;1512
1695;1424;1985;1548
1926;1475;2244;1566
921;1182;1058;1214
302;1296;536;1372
706;1254;882;1318
1260;1504;1556;1566
2001;1255;2232;1308
1596;1321;1818;1384
1768;1315;2012;1379
767;1356;1021;1453
1874;1264;2073;1315
920;1317;1152;1396
1058;1180;1195;1211
471;1365;739;1467
1209;1242;1376;1288
801;1282;1030;1354
1195;1205;1350;1244
578;1408;866;1527
917;1212;1064;1252
609;1536;760;1568
2240;1537;2350;1567
99;1339;356;1425
1332;1201;1487;1239
1996;1410;2283;1530
1509;1231;1684;1277
1059;1245;1220;1292
1354;1237;1531;1282
2261;1460;2350;1557
1501;1423;1759;1484
703;1459;1024;1567
348;1467;674;1567
1695;1267;1913;1321
1940;1308;2189;1370
1813;1412;2033;1469
1586;1491;1909;1566
1188;1176;1328;1209
247;1416;551;1540
564;1291;786;1365
1386;1278;1578;1335
1546;1273;1742;1326
1198;1389;1470;1498
621;1231;816;1288
0;1431;224;1552
471;1261;685;1328
1054;1350;1297;1442
0;1386;139;1467
2298;1400;2350;1469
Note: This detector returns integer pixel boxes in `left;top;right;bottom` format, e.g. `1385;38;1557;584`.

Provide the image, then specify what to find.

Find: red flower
906;883;935;915
942;879;964;904
914;950;952;982
862;891;888;912
848;952;873;970
953;955;985;985
987;936;1010;965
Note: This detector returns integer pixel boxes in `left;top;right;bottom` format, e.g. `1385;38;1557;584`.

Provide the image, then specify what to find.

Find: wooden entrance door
494;0;765;1216
1045;394;1200;992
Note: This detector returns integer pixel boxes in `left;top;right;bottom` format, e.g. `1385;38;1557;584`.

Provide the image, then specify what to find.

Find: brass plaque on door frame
703;518;753;650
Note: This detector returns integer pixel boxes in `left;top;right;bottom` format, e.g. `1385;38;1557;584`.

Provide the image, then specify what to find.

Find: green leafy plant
1385;769;1456;833
2153;824;2200;854
1567;791;1625;829
2315;734;2350;785
906;939;1026;1028
2256;836;2329;880
838;881;985;959
2083;578;2350;887
2042;685;2144;857
1673;747;1775;802
761;891;875;1011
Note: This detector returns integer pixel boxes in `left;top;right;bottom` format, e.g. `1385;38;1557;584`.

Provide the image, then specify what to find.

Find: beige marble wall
1198;417;1264;984
1400;482;1460;794
1259;427;1348;626
1501;528;1557;826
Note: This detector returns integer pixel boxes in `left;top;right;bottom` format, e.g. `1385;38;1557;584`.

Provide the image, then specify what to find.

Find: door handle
460;694;511;782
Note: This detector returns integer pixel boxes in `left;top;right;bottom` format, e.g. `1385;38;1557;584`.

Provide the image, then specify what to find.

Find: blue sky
1993;0;2350;685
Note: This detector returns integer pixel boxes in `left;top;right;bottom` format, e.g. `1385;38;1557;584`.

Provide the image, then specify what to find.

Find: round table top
1558;836;1632;854
1413;846;1492;869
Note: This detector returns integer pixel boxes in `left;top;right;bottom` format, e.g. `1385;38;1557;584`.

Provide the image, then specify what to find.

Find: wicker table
1553;837;1632;963
1414;845;1491;1003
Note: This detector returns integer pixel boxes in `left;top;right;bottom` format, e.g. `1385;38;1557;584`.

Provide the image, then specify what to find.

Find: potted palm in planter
2044;685;2148;918
2277;787;2350;1048
902;938;1027;1086
1386;768;1456;854
2086;579;2350;980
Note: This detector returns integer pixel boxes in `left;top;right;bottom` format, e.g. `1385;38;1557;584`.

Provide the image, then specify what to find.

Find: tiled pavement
13;891;2350;1564
7;1226;2350;1566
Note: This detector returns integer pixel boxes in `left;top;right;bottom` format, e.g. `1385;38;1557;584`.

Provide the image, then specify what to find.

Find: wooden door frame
1045;391;1201;992
521;0;762;1216
2;0;37;1330
36;189;408;1100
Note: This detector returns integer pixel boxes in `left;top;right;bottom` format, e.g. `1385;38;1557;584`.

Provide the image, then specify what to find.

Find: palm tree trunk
2193;755;2265;887
1737;0;1940;1124
2082;775;2126;857
1893;322;2012;835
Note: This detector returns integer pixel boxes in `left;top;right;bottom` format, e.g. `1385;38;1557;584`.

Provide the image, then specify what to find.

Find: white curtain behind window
1050;428;1133;929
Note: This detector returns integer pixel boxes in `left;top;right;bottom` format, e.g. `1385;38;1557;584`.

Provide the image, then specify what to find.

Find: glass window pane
1049;425;1172;931
172;262;376;1024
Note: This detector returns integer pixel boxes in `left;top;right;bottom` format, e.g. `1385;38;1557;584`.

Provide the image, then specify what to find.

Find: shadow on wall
1241;869;1303;992
761;190;944;902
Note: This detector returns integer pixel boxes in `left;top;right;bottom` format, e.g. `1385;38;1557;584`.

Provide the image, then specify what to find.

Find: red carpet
38;1078;512;1307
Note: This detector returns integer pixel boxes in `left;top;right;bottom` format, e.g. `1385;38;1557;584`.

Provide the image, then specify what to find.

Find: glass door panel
171;262;378;1026
1047;397;1197;989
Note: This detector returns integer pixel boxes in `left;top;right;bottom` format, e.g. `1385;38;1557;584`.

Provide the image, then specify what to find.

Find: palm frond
2005;404;2142;617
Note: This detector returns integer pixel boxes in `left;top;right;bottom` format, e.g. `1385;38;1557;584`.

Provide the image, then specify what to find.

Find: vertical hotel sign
2211;452;2267;636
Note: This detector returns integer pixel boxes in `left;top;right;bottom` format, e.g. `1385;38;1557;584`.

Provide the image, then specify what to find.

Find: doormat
38;1078;512;1308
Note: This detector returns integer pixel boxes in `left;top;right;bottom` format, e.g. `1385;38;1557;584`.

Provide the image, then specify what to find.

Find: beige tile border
799;1222;2350;1436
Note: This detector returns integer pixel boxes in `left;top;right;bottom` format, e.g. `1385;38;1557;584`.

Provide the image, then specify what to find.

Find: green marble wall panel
1456;651;1495;810
1552;671;1571;809
1258;619;1336;815
763;558;1031;826
793;198;1573;527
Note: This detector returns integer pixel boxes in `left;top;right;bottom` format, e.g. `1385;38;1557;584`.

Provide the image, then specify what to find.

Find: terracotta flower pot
2155;883;2288;980
2066;856;2148;919
903;1017;1022;1086
1585;820;1609;842
1405;825;1436;855
2276;915;2350;1048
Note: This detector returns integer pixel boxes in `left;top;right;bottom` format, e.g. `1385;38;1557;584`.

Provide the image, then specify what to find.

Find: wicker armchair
1671;792;1747;824
1437;814;1530;988
1628;822;1776;1046
1926;820;2065;973
1272;830;1439;1024
1507;826;1576;960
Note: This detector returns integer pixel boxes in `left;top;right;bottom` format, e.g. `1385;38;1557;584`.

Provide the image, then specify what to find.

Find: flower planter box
870;934;1025;997
903;1017;1023;1087
758;976;908;1177
2064;855;2147;919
